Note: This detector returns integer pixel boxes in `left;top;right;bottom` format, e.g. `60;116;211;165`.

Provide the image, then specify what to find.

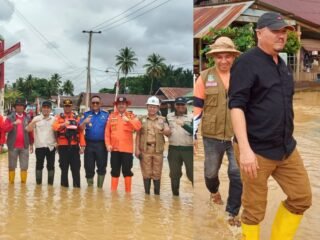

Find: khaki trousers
234;143;312;225
140;145;163;180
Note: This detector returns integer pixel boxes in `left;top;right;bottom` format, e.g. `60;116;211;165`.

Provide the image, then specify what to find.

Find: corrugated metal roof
194;1;254;38
155;87;194;100
301;39;320;51
260;0;320;28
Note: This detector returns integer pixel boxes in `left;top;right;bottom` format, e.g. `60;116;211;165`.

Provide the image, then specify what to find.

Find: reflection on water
194;91;320;240
0;151;193;239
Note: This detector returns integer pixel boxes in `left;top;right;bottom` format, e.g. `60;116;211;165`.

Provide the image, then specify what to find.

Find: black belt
147;143;156;147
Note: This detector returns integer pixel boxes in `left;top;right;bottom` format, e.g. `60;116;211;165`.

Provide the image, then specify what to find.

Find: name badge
206;82;217;87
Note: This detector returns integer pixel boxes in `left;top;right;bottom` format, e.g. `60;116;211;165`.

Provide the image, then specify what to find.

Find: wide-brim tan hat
206;36;240;56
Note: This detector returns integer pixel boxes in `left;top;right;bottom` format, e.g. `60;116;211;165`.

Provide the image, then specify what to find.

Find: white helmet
146;96;160;106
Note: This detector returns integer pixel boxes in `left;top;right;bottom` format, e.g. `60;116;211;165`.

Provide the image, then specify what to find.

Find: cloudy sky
0;0;193;94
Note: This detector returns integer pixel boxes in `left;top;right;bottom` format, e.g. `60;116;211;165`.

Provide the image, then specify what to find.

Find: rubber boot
97;175;105;188
9;170;15;184
124;176;132;193
21;170;27;184
153;179;161;195
143;178;151;194
270;202;303;240
48;170;54;185
36;170;42;185
171;178;180;196
111;177;119;191
87;178;94;186
241;223;260;240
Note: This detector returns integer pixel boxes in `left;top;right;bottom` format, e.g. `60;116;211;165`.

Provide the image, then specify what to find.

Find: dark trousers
35;147;56;171
58;145;81;188
84;141;108;178
203;137;242;216
167;145;193;183
110;151;133;177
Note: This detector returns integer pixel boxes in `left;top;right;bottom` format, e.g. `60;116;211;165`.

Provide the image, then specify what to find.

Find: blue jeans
203;137;242;216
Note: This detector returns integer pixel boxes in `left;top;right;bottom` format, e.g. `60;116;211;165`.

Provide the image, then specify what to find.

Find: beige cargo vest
200;67;233;140
139;116;165;153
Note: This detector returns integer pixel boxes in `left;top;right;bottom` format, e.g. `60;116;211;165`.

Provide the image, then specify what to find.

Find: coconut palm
62;80;74;96
144;53;166;95
115;47;138;93
49;73;62;96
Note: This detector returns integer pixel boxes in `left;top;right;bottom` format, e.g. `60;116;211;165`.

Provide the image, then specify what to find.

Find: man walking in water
229;12;312;239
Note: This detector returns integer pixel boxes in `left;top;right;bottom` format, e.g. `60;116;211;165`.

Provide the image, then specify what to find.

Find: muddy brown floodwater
194;91;320;240
0;148;193;240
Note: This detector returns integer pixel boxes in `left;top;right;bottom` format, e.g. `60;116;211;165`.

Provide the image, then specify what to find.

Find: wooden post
296;24;301;82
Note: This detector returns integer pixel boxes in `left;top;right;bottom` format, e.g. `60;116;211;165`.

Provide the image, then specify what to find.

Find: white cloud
1;0;193;94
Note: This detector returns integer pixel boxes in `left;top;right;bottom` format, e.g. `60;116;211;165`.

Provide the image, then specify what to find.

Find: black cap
42;101;52;108
175;97;187;104
14;98;26;107
63;99;73;106
256;12;295;31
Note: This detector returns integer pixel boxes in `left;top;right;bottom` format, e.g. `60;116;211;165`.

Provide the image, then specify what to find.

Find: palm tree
62;80;74;96
143;53;166;95
49;73;62;96
115;47;138;93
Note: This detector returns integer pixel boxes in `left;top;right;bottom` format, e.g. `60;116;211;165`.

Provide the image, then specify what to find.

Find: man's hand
122;115;130;122
64;120;70;127
239;148;259;179
80;146;85;154
29;145;34;154
193;139;198;154
14;119;22;125
135;149;140;159
83;115;92;124
107;145;112;152
176;119;184;126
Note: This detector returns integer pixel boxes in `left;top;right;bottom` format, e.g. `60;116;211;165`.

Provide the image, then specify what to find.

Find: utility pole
82;30;101;110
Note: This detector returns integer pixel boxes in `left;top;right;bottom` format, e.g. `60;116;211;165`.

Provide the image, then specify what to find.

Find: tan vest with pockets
200;67;233;140
139;116;165;153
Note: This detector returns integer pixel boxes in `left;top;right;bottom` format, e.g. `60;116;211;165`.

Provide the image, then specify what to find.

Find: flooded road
0;150;193;239
194;91;320;240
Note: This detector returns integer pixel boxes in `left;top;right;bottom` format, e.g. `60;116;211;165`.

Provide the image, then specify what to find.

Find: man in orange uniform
105;97;141;193
52;99;85;188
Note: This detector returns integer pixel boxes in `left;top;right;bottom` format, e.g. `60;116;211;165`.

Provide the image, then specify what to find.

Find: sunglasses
91;102;100;105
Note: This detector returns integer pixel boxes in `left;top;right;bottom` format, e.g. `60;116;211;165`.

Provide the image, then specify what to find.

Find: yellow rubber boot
241;223;260;240
9;170;15;184
21;170;28;184
270;202;303;240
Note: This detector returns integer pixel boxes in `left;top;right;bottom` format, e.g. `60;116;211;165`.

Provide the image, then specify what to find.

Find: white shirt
32;114;56;150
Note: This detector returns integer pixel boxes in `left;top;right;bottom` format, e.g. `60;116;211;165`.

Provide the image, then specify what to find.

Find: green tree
144;53;166;95
62;80;74;96
4;88;22;111
115;47;138;93
24;74;34;101
49;73;62;96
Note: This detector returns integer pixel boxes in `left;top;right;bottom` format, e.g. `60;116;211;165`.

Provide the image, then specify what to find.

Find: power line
97;0;172;32
91;0;147;30
4;0;77;69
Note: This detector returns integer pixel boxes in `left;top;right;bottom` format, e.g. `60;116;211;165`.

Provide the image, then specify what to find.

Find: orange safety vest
52;113;85;146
